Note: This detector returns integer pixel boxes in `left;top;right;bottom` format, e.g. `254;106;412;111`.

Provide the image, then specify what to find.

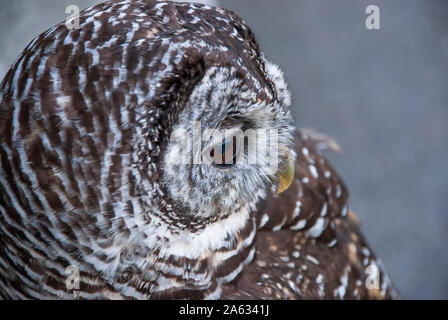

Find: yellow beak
276;151;295;194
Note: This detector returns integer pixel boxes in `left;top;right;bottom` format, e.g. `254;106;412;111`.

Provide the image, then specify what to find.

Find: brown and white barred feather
223;130;400;299
0;0;398;299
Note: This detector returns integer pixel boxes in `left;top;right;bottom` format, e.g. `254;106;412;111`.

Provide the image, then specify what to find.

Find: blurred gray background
0;0;447;299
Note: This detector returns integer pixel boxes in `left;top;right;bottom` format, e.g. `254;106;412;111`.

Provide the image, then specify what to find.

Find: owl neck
111;206;257;299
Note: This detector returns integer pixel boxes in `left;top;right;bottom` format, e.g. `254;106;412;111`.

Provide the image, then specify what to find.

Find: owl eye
210;136;238;168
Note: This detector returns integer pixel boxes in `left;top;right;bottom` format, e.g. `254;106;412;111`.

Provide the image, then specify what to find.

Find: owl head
161;57;294;221
101;2;296;233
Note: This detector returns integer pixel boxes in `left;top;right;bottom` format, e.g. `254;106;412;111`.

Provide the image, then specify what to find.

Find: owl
0;0;399;299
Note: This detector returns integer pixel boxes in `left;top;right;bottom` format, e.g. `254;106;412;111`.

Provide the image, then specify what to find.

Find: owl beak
276;151;295;194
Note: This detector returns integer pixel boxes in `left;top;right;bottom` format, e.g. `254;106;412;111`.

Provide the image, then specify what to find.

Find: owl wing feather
222;129;400;299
